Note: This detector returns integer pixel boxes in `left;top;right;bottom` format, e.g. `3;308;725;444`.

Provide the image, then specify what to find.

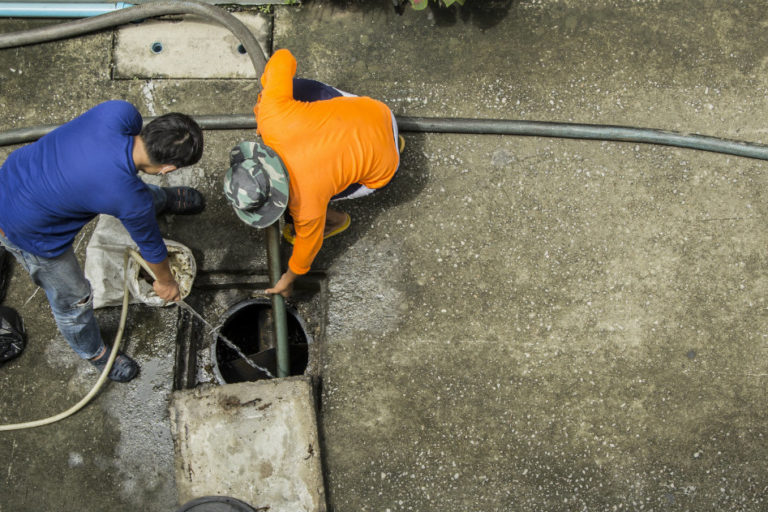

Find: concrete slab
113;13;270;79
169;377;326;512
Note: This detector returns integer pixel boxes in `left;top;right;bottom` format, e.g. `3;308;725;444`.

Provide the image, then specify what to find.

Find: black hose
0;124;58;146
397;117;768;161
0;0;266;71
0;115;260;147
1;2;765;160
3;115;768;162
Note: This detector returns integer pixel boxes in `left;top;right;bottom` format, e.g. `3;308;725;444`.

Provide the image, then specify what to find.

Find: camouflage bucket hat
223;141;289;228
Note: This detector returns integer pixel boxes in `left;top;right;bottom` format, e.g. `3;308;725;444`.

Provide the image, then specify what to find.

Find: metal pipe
5;115;768;162
264;225;290;378
0;2;133;18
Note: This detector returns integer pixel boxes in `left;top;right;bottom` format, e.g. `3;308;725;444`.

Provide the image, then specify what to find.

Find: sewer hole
150;42;163;54
212;299;310;384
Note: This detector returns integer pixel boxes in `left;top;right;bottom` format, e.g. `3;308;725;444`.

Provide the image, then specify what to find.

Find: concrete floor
1;1;768;511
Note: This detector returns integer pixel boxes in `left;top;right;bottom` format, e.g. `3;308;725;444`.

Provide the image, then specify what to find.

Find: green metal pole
264;224;290;378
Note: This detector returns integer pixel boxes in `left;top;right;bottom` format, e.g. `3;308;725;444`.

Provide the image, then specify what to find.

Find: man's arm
121;221;180;302
146;257;181;302
266;268;298;298
267;216;324;298
118;188;180;302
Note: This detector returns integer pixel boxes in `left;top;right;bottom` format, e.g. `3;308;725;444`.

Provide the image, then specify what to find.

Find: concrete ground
1;0;768;511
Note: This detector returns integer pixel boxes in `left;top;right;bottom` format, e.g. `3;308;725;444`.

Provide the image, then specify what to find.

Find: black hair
140;113;204;168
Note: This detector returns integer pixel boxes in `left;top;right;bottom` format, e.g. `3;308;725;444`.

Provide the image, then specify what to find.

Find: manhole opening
176;495;259;512
212;298;311;384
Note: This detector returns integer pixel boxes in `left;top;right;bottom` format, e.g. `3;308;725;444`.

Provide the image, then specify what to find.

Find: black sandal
162;186;205;215
90;345;139;383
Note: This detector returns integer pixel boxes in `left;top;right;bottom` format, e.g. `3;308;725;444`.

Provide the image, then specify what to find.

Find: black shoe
90;345;139;383
161;186;205;215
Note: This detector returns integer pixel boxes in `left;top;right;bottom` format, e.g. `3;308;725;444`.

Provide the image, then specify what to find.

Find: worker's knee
52;286;94;322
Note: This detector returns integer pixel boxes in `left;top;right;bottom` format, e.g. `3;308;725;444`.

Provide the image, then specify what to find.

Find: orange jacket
255;49;399;274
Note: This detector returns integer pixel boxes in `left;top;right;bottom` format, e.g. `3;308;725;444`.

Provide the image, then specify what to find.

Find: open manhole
176;495;259;512
211;298;312;384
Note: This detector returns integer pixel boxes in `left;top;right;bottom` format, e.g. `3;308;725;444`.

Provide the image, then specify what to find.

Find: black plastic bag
0;306;26;366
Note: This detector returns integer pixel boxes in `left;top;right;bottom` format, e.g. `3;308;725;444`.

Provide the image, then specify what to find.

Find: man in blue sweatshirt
0;100;205;382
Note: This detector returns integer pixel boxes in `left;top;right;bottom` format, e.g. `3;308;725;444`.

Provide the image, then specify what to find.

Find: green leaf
410;0;429;10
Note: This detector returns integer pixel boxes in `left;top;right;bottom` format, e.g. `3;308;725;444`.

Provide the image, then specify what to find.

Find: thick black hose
397;117;768;161
0;124;58;146
0;1;763;159
0;0;266;71
0;115;259;147
3;115;768;162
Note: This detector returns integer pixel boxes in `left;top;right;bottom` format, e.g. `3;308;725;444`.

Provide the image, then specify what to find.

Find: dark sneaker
90;345;139;383
161;186;205;215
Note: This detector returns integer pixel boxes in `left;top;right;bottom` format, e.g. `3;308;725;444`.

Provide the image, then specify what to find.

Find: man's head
224;140;289;228
140;113;203;170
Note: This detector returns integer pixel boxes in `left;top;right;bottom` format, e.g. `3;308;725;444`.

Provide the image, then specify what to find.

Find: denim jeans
0;183;167;360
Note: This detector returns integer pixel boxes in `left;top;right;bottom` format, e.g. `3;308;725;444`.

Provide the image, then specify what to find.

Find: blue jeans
0;184;167;360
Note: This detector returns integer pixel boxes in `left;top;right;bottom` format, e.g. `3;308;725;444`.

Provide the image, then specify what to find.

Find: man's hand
153;279;181;302
266;270;297;298
145;255;181;302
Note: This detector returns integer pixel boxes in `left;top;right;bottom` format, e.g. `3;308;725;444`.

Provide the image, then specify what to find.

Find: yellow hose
0;249;142;431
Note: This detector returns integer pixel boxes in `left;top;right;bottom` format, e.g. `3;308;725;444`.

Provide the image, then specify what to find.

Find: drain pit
212;298;311;384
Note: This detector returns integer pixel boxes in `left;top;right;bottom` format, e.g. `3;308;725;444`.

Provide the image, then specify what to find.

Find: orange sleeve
259;49;296;102
288;214;325;275
254;49;297;133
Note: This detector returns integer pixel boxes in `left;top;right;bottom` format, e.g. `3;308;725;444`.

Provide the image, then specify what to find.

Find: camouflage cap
223;141;289;228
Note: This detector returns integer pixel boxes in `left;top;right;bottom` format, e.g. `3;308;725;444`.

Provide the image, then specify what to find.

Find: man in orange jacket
224;49;403;297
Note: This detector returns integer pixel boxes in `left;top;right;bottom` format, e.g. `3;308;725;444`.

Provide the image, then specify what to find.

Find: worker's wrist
283;269;299;282
286;263;306;277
